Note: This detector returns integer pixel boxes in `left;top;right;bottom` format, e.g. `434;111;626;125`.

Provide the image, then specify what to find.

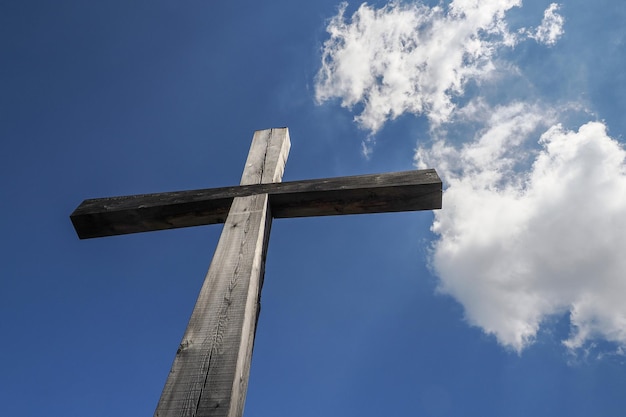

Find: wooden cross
70;128;442;417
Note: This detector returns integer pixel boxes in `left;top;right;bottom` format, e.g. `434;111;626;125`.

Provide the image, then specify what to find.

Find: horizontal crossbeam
70;169;441;239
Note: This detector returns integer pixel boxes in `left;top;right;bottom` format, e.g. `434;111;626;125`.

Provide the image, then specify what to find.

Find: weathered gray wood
70;169;441;239
70;126;443;417
154;128;290;417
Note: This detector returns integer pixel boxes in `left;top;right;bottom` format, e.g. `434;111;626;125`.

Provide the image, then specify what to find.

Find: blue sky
2;1;626;416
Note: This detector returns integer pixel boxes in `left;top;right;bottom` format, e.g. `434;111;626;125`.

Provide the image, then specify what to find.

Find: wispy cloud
314;1;626;355
315;1;563;137
520;3;565;46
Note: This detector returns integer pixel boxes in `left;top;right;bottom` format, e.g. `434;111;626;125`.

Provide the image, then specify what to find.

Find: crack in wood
191;348;215;417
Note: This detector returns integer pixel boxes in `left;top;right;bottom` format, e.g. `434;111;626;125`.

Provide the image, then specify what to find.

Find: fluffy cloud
417;104;626;352
315;0;626;355
315;1;563;134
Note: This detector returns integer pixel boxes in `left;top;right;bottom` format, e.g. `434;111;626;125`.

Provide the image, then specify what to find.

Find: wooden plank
271;169;441;219
70;169;441;238
154;128;290;417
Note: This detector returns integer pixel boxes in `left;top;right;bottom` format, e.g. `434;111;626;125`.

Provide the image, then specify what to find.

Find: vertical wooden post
155;128;290;417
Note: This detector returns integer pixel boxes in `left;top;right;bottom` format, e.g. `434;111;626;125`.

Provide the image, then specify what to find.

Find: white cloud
417;104;626;353
316;1;626;356
315;0;561;136
521;3;564;46
315;0;523;133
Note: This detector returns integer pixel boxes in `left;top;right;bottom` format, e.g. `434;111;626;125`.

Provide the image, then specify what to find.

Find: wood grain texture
70;169;441;239
70;126;443;417
154;128;290;417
